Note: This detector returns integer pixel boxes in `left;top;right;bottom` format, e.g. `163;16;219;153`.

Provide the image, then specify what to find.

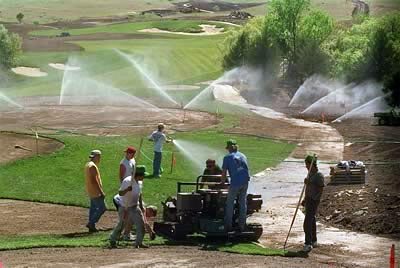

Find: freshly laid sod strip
0;132;295;209
0;233;305;257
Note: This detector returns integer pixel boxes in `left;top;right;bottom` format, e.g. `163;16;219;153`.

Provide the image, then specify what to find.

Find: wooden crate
329;166;366;185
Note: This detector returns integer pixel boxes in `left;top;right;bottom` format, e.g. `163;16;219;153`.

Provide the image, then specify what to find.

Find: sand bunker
11;67;48;77
163;85;200;91
139;24;224;36
48;63;81;71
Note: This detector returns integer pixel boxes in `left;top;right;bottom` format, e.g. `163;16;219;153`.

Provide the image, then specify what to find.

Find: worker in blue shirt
221;139;250;232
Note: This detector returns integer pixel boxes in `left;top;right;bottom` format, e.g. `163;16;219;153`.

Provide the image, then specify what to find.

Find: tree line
221;0;400;108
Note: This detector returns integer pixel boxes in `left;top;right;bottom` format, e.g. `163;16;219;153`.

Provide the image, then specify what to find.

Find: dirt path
0;246;326;268
215;84;399;267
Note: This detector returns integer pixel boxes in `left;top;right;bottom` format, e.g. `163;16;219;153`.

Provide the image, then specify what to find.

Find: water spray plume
302;80;383;117
113;49;178;107
59;57;159;109
184;67;256;111
333;95;390;122
0;91;23;109
289;75;344;107
173;139;225;173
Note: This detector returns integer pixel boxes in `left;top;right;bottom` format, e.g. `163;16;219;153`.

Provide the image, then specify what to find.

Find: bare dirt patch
0;96;216;135
0;132;64;164
174;1;265;12
0;246;329;268
0;199;116;235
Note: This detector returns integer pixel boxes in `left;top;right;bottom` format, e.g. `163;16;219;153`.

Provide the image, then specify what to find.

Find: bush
0;24;22;69
222;0;333;83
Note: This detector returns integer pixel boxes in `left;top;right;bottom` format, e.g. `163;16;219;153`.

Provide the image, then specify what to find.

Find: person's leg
303;198;316;246
109;206;125;245
88;198;96;227
311;200;320;244
91;196;106;225
224;186;239;231
130;207;145;247
153;151;161;177
237;183;248;231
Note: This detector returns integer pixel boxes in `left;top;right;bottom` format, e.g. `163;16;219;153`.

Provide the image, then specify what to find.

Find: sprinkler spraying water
301;80;383;117
333;95;390;122
59;60;160;109
114;49;179;107
289;75;344;108
172;139;225;173
0;91;23;109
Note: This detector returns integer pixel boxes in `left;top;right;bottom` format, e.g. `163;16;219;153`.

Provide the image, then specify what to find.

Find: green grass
5;27;225;100
0;131;295;209
30;20;229;36
0;232;306;257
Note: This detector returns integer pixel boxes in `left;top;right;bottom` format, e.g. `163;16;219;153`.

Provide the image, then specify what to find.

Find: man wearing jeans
221;139;250;232
148;123;172;178
85;149;106;232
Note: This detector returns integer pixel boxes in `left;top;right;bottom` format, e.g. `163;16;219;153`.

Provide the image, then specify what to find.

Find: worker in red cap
119;146;136;182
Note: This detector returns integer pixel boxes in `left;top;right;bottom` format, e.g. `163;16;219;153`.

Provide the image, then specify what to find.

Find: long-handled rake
283;154;316;250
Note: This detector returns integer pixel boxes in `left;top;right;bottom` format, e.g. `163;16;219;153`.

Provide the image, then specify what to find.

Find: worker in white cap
148;123;172;178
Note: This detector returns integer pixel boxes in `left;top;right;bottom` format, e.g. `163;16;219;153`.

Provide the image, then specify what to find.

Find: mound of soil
319;119;400;238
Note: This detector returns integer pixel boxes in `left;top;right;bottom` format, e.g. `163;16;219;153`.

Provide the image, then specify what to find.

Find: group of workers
84;123;324;252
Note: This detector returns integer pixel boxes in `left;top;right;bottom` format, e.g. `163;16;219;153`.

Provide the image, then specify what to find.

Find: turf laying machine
153;175;263;241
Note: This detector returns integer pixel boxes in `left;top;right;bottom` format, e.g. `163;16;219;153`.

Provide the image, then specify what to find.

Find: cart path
249;162;399;268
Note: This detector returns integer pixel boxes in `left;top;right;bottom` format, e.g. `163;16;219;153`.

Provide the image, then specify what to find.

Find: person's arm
148;132;154;141
139;193;144;212
119;164;126;182
118;179;132;196
221;157;228;183
119;185;132;196
221;169;227;183
89;166;104;197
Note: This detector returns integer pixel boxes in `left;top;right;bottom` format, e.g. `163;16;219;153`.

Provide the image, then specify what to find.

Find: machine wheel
244;223;263;242
378;118;386;126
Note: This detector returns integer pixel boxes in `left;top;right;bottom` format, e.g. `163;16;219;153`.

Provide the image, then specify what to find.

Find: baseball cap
226;139;237;148
135;165;149;177
124;146;136;154
305;154;318;163
89;149;101;158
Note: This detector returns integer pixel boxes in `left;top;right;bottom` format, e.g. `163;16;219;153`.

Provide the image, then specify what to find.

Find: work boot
150;232;156;241
135;243;149;249
303;244;312;252
86;223;98;233
109;240;117;249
